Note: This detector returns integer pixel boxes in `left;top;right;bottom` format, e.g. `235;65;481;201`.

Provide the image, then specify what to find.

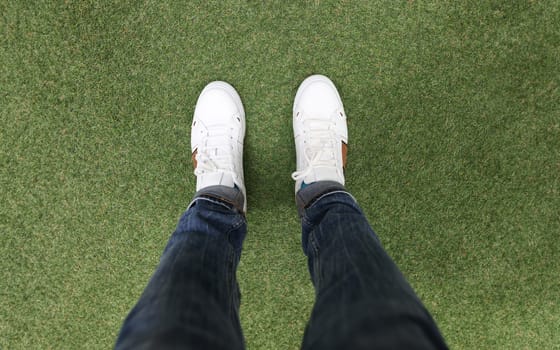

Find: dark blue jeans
115;183;447;349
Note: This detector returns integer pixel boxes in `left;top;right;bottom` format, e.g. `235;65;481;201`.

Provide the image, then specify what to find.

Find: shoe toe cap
296;80;342;116
195;88;241;124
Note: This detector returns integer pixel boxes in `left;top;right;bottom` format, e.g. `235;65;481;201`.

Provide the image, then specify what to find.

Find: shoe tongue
308;119;327;128
197;172;235;190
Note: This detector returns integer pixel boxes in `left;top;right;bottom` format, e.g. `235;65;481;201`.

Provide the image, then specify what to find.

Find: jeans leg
298;182;447;350
115;189;247;350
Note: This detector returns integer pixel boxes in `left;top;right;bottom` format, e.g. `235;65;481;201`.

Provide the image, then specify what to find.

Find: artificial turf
1;1;559;349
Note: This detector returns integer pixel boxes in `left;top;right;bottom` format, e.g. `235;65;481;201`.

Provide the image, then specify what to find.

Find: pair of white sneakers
191;75;348;213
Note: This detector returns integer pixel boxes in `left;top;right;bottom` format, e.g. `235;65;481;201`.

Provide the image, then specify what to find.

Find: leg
115;193;246;350
116;80;248;349
291;75;447;349
298;183;447;349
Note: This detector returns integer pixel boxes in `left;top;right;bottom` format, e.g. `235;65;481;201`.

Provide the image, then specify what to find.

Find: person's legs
297;183;447;349
115;193;246;350
291;75;447;349
115;81;248;350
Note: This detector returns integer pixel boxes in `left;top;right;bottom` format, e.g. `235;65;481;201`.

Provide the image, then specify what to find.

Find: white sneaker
291;75;348;193
191;81;246;212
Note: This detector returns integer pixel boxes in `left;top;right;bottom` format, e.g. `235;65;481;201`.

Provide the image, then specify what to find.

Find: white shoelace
291;117;338;181
194;126;237;178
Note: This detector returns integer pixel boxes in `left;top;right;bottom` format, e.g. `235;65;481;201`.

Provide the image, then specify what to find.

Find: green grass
1;1;559;349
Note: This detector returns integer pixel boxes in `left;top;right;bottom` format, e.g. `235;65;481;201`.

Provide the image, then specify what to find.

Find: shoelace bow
194;125;237;177
291;117;338;181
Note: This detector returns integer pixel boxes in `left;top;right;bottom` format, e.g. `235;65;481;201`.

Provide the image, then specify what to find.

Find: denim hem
296;181;348;217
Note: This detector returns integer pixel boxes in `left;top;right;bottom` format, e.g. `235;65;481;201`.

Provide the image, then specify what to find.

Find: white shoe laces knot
194;125;237;177
291;117;338;181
